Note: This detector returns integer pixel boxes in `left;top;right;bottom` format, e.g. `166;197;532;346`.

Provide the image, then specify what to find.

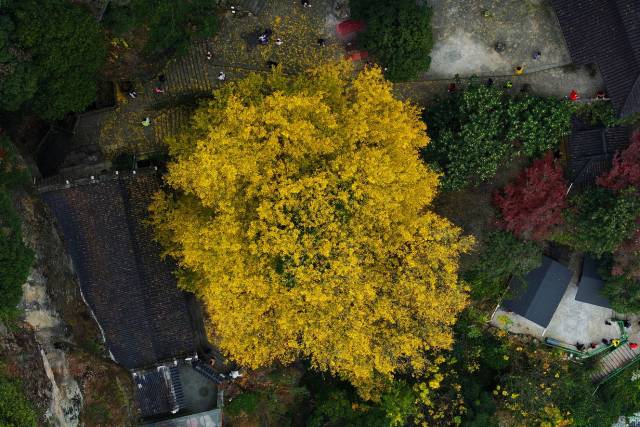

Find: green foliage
0;14;39;112
572;100;640;128
306;380;417;427
0;368;38;427
573;101;619;127
351;0;433;81
598;367;640;419
423;83;572;190
103;0;219;55
602;273;640;314
225;392;260;417
506;95;572;157
559;187;640;256
2;0;107;120
0;137;33;318
465;231;543;302
423;84;510;190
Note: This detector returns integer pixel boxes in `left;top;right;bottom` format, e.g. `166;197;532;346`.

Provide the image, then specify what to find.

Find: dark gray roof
502;256;573;328
552;0;640;117
142;409;222;427
134;368;175;418
40;172;199;369
575;256;611;308
566;123;630;188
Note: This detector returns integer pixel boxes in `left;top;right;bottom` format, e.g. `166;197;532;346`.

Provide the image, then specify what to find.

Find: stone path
425;0;570;79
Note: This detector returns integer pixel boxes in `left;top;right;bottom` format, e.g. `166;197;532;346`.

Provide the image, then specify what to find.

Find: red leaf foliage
597;132;640;191
493;152;568;241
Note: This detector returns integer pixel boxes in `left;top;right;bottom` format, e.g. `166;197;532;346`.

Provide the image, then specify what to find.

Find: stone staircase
143;41;259;101
592;343;640;383
192;360;222;384
153;107;194;147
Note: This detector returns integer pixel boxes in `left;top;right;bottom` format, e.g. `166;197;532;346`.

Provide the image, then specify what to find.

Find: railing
593;351;640;395
544;321;629;360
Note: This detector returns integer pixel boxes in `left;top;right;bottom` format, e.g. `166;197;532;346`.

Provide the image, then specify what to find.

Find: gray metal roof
575;256;611;308
502;256;573;328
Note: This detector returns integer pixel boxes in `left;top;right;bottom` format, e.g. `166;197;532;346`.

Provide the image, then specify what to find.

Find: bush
493;153;568;241
465;231;543;302
5;0;107;120
0;371;38;426
351;0;433;81
423;84;510;190
506;95;572;157
559;187;640;256
602;273;640;314
225;392;260;417
103;0;219;55
423;83;572;190
0;137;33;318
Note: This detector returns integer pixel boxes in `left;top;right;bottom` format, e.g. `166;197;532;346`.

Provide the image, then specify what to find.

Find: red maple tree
493;152;568;241
597;132;640;191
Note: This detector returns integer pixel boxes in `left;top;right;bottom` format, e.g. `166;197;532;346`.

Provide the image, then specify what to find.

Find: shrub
6;0;107;120
0;137;33;318
423;84;510;190
423;83;570;190
560;187;640;256
465;231;543;302
493;153;568;241
602;273;640;314
351;0;433;81
103;0;219;55
506;95;572;157
0;371;38;426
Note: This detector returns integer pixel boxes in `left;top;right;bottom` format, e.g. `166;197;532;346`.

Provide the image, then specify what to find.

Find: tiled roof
40;172;198;369
552;0;640;116
134;368;175;418
566;124;630;189
502;256;573;329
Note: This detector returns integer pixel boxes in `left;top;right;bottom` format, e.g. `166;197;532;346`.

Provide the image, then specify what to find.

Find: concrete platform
492;282;640;351
425;0;571;78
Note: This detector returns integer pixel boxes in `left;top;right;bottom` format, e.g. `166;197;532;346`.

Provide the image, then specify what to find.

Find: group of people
257;29;283;46
575;319;640;351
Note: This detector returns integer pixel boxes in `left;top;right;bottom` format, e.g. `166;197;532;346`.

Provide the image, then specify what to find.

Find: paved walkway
425;0;570;78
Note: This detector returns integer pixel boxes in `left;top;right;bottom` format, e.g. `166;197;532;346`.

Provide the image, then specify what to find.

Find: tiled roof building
40;171;199;370
565;120;630;189
552;0;640;117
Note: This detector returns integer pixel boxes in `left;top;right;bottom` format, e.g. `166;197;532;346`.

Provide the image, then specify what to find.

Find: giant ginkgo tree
150;62;472;397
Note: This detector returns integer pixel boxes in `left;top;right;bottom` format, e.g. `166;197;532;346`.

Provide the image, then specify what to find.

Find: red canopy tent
336;20;365;39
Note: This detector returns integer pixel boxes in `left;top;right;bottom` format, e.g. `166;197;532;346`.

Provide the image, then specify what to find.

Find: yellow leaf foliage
150;61;473;398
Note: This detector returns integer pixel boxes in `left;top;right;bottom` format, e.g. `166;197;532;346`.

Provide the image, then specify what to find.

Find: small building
501;256;573;332
575;256;611;309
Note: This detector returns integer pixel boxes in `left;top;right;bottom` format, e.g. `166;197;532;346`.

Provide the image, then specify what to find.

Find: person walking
141;117;151;127
218;71;226;81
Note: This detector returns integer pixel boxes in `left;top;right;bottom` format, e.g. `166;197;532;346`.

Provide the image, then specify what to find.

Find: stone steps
593;343;640;383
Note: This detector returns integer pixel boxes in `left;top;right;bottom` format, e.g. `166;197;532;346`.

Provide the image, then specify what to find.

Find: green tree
465;231;543;302
422;84;510;190
0;137;33;318
351;0;433;81
602;273;640;314
103;0;218;55
0;11;39;112
559;187;640;256
506;95;572;157
0;369;38;426
2;0;106;120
